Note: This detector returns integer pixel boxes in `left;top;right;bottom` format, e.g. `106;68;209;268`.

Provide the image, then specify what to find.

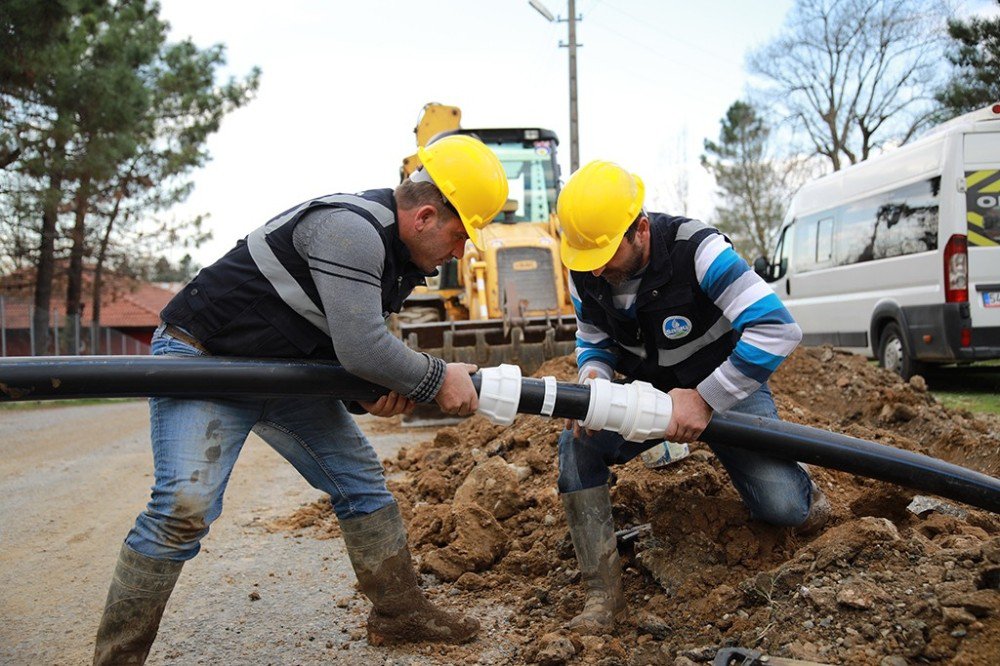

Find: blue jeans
557;383;812;527
124;326;394;561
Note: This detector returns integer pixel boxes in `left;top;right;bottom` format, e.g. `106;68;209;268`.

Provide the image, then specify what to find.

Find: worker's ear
636;216;650;241
413;204;438;232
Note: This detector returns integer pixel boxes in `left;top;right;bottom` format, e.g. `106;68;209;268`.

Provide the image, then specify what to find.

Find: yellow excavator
396;103;576;373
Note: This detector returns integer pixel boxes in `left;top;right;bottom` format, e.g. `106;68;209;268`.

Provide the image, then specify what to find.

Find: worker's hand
566;368;599;438
665;388;713;443
435;362;479;416
359;391;415;418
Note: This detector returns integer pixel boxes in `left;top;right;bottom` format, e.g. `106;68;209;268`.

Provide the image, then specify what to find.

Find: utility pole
563;0;580;172
529;0;582;172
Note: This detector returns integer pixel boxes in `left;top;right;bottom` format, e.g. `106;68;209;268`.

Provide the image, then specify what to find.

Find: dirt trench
280;347;1000;665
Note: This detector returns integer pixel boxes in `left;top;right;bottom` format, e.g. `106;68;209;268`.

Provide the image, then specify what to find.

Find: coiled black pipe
2;356;999;513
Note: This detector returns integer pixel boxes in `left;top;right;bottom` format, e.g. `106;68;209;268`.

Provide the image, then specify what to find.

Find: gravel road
0;401;515;665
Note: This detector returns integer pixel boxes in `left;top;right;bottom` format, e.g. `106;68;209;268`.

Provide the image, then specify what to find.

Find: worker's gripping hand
435;363;479;416
665;388;713;443
359;391;416;418
565;368;599;438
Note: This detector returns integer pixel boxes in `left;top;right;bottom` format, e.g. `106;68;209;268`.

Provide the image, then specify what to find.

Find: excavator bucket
398;316;577;375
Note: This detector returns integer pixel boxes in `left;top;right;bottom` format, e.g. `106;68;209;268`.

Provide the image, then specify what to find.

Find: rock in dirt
410;502;508;582
907;495;969;519
454;455;526;520
532;631;579;665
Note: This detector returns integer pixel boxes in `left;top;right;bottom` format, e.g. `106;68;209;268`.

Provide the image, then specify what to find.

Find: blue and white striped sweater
571;232;802;412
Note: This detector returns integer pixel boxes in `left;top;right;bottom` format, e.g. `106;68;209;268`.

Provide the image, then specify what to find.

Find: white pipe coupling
581;378;673;442
477;364;522;425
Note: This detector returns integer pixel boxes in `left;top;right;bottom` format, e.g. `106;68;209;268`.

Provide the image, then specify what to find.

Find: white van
755;104;1000;379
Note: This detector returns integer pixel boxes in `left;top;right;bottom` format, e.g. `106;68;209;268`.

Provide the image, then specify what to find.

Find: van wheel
878;322;925;380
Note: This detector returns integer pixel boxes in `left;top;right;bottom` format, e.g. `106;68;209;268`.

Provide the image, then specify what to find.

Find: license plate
984;291;1000;308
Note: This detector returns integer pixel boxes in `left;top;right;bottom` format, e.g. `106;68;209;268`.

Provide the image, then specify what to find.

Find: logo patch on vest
662;316;692;340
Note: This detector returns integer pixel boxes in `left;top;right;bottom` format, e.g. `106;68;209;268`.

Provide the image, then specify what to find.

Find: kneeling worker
555;161;830;634
93;135;509;663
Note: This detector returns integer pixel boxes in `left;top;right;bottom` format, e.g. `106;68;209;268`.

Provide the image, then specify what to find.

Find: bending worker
555;160;830;635
93;135;509;663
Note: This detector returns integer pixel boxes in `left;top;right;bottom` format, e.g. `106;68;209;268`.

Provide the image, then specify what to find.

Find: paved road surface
0;401;512;665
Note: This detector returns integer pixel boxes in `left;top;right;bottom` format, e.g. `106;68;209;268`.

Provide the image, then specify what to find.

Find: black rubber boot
561;485;626;635
93;543;183;665
340;503;479;646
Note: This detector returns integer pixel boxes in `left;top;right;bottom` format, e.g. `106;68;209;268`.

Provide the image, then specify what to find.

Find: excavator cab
395;105;576;374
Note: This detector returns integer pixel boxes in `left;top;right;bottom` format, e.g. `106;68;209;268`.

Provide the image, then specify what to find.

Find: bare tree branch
748;0;950;170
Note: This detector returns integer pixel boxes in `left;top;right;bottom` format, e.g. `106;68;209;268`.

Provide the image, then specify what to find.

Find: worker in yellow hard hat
554;160;828;635
93;134;508;662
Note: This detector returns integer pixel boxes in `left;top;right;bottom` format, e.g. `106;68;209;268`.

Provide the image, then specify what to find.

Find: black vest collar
578;213;676;307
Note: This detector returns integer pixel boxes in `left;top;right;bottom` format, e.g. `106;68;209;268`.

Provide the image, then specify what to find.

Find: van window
792;219;818;273
817;217;834;262
766;225;790;280
833;177;940;266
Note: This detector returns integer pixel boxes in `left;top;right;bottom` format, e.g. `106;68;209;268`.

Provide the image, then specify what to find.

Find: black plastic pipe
3;356;999;513
492;372;1000;514
701;412;1000;514
0;356;388;403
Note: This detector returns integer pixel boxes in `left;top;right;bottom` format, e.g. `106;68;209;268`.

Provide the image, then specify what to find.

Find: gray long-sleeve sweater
291;207;446;402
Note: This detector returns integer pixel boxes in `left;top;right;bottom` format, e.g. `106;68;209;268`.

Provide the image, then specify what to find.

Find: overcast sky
154;0;989;265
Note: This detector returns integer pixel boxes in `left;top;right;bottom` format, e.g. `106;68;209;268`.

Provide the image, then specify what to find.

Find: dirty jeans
124;326;394;561
557;383;813;527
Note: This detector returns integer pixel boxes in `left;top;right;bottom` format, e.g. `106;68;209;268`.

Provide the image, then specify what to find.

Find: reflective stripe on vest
247;193;397;334
656;316;732;366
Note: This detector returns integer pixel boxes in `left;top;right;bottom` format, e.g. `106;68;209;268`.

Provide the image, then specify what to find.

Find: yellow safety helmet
557;160;645;271
416;134;509;250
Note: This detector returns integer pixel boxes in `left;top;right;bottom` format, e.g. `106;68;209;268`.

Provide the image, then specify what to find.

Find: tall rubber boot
93;543;183;665
340;503;479;646
795;482;831;536
561;485;626;635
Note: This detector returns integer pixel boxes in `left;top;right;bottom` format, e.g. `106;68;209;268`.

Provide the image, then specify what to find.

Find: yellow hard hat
557;160;645;271
416;134;508;250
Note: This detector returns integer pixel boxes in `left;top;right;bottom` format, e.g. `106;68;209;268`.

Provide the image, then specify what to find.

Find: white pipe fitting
477;364;522;426
580;378;673;442
476;365;674;443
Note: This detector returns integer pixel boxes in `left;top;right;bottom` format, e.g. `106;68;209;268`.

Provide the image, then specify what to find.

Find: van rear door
963;131;1000;329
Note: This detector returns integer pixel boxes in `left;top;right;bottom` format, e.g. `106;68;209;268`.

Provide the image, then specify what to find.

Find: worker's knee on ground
749;491;811;528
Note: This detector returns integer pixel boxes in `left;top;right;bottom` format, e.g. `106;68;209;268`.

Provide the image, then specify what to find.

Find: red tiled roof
0;265;182;329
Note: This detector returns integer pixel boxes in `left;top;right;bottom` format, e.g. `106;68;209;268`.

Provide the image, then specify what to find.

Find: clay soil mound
284;348;1000;665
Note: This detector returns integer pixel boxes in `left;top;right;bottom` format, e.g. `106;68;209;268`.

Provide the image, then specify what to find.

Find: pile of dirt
283;348;1000;664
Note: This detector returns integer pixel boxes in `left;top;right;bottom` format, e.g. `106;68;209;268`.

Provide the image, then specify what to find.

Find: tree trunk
66;176;90;354
91;188;123;353
32;172;63;355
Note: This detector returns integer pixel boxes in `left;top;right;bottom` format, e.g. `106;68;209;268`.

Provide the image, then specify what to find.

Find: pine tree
701;102;791;262
0;1;259;353
937;2;1000;117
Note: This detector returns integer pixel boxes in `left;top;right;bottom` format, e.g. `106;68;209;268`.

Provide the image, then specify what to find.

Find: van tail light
944;234;968;303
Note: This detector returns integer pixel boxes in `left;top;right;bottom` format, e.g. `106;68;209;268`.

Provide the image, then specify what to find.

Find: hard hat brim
416;137;507;252
463;221;484;251
560;231;624;272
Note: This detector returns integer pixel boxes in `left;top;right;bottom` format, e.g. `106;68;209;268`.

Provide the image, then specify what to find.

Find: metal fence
0;295;151;357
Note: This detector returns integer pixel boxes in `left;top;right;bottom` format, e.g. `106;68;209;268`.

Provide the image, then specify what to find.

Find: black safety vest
160;189;429;359
572;213;737;391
